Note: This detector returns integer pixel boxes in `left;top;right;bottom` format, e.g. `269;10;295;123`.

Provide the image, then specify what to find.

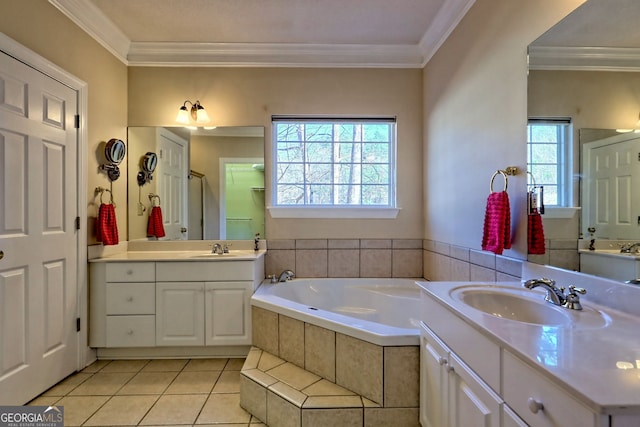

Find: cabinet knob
438;356;447;366
126;269;133;275
126;329;134;335
126;296;133;302
446;365;455;373
527;397;544;414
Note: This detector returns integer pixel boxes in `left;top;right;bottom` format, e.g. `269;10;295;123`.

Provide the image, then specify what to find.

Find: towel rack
95;186;114;205
148;193;161;207
489;170;509;193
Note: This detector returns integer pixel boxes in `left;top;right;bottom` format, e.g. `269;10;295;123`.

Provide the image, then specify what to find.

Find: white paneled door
156;128;188;240
0;51;78;404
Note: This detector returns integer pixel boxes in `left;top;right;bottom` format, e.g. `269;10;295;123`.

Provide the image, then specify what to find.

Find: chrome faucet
523;277;566;306
620;242;640;254
277;270;295;282
212;243;223;255
523;278;587;310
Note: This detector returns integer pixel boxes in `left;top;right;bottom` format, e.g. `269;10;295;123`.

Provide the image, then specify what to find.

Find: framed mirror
127;126;265;241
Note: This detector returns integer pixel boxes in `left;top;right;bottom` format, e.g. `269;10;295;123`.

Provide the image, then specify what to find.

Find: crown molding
127;42;424;68
528;46;640;72
48;0;129;64
419;0;477;66
48;0;475;68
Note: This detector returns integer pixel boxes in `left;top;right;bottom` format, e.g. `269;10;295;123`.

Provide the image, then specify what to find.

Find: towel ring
97;188;114;205
490;170;508;193
149;194;161;207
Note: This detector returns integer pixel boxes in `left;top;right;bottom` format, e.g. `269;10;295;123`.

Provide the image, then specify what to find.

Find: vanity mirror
527;0;640;275
126;126;265;242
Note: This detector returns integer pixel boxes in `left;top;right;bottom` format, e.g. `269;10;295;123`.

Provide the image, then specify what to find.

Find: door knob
0;250;3;260
181;227;187;233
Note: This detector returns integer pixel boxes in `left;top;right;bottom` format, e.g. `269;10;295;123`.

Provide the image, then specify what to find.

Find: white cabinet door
205;282;252;345
447;352;501;427
156;282;204;346
503;405;529;427
420;322;449;427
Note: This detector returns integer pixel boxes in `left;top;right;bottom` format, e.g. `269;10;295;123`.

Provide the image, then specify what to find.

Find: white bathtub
251;278;422;346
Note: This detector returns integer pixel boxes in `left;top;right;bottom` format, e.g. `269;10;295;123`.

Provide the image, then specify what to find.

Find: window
527;119;572;207
271;117;397;218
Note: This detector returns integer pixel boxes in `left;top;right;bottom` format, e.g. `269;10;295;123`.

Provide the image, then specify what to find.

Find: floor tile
142;359;189;372
42;373;93;396
80;359;110;373
196;393;251;424
139;393;208;425
165;370;221;394
225;358;246;371
267;362;321;390
83;395;158;426
99;359;150;373
213;370;241;393
117;371;178;395
68;372;135;396
54;395;110;426
184;358;228;371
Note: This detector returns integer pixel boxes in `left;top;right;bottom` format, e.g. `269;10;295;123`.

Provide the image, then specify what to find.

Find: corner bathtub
251;278;422;346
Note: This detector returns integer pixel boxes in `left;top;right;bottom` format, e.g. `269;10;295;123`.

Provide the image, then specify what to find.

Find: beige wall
128;67;424;239
1;1;128;245
422;0;586;258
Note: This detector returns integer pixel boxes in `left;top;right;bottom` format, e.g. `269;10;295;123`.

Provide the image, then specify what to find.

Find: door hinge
76;317;81;332
74;114;80;129
75;216;81;230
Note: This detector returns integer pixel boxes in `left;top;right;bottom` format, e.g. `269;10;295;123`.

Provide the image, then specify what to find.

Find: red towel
481;191;511;255
96;203;119;245
528;211;546;254
147;206;166;238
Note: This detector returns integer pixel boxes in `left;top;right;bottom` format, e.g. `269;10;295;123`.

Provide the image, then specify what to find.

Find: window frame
527;118;573;209
269;116;399;219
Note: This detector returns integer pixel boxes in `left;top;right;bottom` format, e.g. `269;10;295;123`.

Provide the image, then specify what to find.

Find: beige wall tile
257;351;286;372
364;407;420;427
470;264;497;282
266;250;296;277
305;324;336;382
450;258;471;281
269;381;307;407
302;408;363;427
267;362;320;390
383;347;419;407
360;249;392;277
296;239;328;249
361;239;392;249
296;249;328;277
302;379;355;397
392;239;422;249
335;334;383;404
329;239;360;249
243;347;263;371
279;315;305;367
303;396;363;408
240;375;267;423
391;249;422;277
252;306;279;355
268;240;296;250
266;389;301;427
328;249;360;277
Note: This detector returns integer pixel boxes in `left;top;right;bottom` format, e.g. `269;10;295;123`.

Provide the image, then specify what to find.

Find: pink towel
96;203;119;245
481;191;511;255
528;211;546;254
147;206;166;238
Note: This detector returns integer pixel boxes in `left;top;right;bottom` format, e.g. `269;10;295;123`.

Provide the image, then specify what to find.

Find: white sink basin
449;285;610;328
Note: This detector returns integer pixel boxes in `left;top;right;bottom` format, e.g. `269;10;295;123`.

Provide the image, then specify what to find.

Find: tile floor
28;358;265;426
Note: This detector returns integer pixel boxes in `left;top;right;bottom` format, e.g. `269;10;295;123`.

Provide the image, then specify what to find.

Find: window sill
267;206;401;219
542;207;581;219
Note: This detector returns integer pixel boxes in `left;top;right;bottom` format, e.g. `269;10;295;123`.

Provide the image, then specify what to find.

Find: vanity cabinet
419;287;603;427
420;322;501;427
155;281;252;346
90;257;263;353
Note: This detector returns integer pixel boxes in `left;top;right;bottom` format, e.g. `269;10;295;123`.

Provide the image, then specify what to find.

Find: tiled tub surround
266;239;423;279
244;307;419;426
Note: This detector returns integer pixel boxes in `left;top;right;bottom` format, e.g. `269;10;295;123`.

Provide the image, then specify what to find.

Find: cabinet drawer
503;350;596;427
106;315;155;347
106;262;155;282
156;261;254;281
106;283;155;315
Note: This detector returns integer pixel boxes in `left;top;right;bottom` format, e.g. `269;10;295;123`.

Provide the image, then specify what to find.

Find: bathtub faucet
277;270;295;282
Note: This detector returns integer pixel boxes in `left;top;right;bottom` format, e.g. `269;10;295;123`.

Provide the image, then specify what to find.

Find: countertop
579;248;640;260
89;249;266;262
417;280;640;413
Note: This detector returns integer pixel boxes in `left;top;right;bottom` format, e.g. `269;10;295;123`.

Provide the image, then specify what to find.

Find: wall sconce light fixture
176;100;210;125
